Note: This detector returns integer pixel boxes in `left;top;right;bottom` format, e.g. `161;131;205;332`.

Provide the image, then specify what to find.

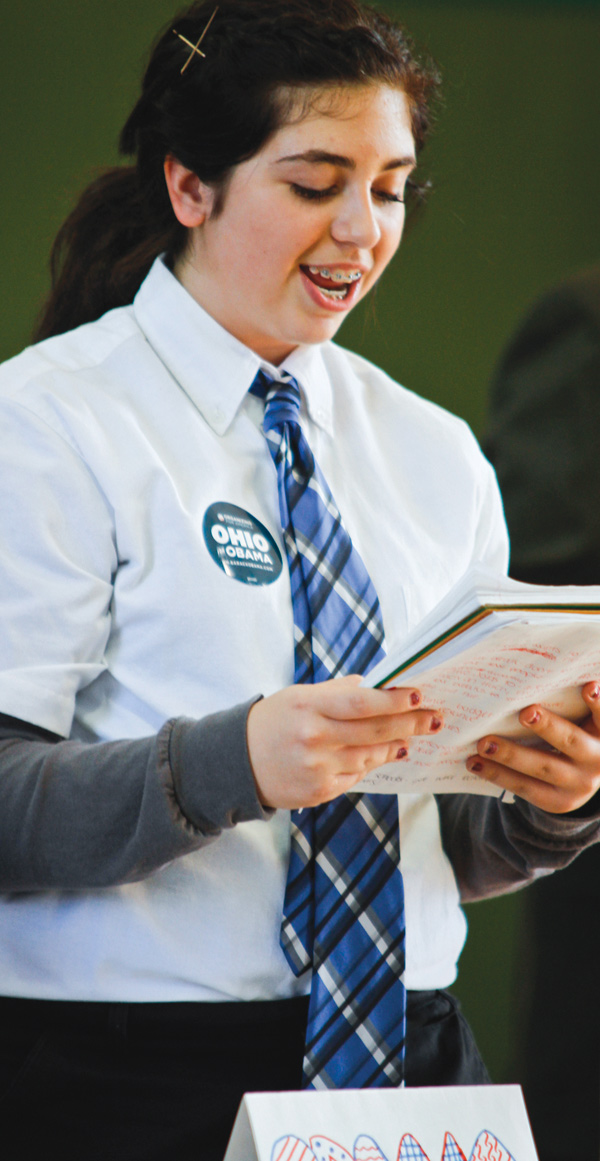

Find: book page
365;566;600;692
361;619;600;795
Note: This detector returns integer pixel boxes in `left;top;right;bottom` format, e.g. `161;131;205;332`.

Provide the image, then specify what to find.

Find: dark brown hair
35;0;439;341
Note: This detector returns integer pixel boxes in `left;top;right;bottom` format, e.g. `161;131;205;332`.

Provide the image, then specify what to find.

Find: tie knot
251;370;302;433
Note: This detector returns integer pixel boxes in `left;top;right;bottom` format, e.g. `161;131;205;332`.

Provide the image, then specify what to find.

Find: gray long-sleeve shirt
1;704;598;901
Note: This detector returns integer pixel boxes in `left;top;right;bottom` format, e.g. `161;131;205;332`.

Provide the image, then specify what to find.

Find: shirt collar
133;257;333;437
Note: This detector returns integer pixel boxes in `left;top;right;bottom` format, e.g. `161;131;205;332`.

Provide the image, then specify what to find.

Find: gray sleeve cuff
166;695;273;833
510;793;600;844
436;792;600;903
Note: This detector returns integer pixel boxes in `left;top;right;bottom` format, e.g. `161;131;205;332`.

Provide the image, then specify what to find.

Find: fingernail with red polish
589;684;600;700
396;747;408;760
484;741;498;756
469;760;484;773
410;691;421;706
524;709;541;725
430;717;442;732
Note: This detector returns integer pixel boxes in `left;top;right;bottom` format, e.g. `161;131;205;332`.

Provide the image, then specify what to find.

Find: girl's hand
466;681;600;813
247;675;443;809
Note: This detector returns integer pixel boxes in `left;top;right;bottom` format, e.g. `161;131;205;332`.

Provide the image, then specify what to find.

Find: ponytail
34;167;183;341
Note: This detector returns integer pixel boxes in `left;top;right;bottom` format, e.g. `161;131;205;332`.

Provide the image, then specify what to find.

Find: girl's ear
163;156;216;227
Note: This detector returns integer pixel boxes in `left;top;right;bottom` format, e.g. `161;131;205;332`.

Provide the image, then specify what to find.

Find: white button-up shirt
0;257;508;1001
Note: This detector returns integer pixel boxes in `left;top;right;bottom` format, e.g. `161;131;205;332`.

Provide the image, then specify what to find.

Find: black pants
0;990;489;1161
517;846;600;1161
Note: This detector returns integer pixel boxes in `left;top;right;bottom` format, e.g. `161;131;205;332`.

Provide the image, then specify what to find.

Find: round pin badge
203;502;283;586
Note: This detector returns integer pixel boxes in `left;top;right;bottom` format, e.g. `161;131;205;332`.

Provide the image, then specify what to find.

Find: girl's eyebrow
275;148;416;170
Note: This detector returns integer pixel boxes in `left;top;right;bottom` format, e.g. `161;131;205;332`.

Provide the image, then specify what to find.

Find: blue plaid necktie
251;369;406;1090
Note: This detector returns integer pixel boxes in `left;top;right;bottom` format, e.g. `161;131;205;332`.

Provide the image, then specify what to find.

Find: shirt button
210;407;225;424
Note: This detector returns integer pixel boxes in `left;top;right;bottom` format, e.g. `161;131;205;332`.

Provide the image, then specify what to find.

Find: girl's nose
330;190;381;250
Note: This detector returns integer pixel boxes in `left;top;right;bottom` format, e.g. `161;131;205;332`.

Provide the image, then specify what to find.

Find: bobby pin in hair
173;6;219;73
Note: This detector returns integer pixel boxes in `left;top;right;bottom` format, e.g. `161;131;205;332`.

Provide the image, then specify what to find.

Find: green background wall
1;1;599;1082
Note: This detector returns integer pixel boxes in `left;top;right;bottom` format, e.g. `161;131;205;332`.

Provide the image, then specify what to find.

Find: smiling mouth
300;265;363;301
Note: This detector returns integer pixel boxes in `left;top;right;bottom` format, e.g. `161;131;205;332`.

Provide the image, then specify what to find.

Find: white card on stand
223;1085;538;1161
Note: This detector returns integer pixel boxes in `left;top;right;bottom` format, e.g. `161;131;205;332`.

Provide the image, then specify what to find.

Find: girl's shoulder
0;305;140;406
323;339;481;456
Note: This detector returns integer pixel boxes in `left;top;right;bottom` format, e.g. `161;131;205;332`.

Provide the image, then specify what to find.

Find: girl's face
176;84;416;364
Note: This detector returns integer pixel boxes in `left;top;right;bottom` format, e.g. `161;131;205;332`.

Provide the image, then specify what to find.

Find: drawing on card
353;1135;389;1161
469;1131;516;1160
397;1134;430;1160
440;1134;467;1161
270;1129;518;1161
310;1139;354;1161
271;1137;318;1161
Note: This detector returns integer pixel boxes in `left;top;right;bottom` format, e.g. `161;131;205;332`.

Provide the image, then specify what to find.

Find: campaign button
203;501;283;586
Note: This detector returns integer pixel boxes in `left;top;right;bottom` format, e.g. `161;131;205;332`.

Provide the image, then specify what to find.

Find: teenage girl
1;3;599;1159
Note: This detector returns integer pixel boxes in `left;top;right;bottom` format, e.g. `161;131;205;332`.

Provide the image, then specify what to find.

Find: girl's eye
290;184;337;201
374;190;405;204
290;183;405;205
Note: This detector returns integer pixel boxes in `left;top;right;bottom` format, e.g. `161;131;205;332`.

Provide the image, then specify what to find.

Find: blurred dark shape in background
484;266;600;1161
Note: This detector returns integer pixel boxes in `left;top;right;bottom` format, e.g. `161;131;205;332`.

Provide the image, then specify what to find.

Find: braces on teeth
308;266;362;283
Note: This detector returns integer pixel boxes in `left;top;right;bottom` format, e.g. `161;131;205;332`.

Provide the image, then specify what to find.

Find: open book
360;567;600;796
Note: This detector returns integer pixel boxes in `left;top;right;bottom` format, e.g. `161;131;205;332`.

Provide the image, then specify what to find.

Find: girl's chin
288;314;347;347
233;298;350;361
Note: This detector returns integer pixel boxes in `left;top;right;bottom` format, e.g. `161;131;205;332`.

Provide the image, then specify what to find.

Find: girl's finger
517;702;600;764
474;733;572;787
464;753;588;814
582;681;600;734
337;736;414;782
329;708;443;747
319;678;425;722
